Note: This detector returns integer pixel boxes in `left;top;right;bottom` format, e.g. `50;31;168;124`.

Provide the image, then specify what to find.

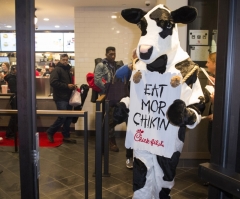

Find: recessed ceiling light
43;18;49;21
5;25;12;28
55;25;60;28
111;15;117;19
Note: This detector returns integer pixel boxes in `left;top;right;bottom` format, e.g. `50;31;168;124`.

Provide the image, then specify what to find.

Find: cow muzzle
139;45;153;60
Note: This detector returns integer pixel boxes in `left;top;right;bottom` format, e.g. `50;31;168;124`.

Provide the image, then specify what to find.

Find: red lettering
133;129;164;148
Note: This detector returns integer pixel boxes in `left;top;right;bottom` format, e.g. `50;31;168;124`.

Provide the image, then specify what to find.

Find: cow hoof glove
133;70;142;83
170;75;181;87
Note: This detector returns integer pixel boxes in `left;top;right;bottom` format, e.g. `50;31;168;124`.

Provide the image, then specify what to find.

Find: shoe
109;137;119;152
126;158;133;169
63;138;77;144
47;132;54;143
109;144;119;152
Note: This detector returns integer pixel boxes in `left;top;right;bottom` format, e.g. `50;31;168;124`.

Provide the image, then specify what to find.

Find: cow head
121;5;197;67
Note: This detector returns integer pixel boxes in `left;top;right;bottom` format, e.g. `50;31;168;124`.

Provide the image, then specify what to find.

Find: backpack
86;72;101;92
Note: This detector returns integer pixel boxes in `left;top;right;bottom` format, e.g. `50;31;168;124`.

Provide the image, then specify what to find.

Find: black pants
108;106;133;159
126;148;133;159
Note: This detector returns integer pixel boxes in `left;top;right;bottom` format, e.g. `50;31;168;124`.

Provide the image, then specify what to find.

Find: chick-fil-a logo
134;129;164;147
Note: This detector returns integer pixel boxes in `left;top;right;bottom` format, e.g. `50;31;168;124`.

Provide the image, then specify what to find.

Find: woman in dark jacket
4;65;17;139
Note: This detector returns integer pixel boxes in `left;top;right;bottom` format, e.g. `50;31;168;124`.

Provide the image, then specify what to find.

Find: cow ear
121;8;147;24
171;6;197;24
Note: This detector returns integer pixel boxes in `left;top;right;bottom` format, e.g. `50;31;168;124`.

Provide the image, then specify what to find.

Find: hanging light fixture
34;8;38;25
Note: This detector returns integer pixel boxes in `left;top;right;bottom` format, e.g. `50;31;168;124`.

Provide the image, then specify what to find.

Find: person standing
0;62;10;76
35;67;41;77
94;46;129;152
46;54;77;144
4;65;17;139
0;62;10;85
54;59;59;66
43;64;54;77
115;48;138;168
202;52;216;187
205;52;216;153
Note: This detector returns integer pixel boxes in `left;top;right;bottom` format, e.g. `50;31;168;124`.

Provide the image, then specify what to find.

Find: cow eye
137;18;147;36
157;20;165;28
167;22;172;29
157;20;170;29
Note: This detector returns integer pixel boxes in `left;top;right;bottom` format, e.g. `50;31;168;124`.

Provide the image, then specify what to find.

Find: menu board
0;32;75;52
0;33;16;51
63;33;74;52
35;33;64;52
0;56;10;63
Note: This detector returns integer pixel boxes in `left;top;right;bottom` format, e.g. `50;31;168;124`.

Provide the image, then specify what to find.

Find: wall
74;1;188;131
74;6;143;131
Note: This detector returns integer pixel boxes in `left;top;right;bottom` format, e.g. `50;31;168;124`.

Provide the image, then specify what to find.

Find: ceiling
0;0;159;31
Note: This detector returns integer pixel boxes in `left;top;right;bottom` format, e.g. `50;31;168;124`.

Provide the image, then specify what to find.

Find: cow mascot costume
114;4;205;199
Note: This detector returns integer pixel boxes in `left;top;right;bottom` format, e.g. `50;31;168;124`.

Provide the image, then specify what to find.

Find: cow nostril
139;45;152;53
139;46;153;60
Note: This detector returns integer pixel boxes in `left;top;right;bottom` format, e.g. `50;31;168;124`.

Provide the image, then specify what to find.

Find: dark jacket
50;62;73;101
94;59;129;106
4;73;17;94
4;73;17;108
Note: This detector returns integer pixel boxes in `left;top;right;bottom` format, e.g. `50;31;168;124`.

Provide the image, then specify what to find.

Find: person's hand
208;76;215;86
133;70;142;83
68;84;77;90
210;93;214;103
207;114;213;121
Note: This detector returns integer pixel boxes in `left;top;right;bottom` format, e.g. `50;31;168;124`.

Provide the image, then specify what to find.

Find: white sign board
0;32;75;52
189;30;209;45
190;46;209;61
63;33;74;52
0;33;16;51
125;70;182;157
35;33;63;52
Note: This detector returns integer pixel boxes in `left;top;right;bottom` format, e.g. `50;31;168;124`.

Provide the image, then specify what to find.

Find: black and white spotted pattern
121;4;204;199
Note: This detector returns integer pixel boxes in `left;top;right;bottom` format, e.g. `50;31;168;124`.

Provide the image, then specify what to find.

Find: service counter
36;77;52;97
0;96;75;131
0;77;75;130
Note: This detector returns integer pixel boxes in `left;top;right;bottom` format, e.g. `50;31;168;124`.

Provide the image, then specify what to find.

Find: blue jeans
47;100;73;138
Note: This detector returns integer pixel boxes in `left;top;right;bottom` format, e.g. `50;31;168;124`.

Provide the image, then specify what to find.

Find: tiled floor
0;134;209;199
